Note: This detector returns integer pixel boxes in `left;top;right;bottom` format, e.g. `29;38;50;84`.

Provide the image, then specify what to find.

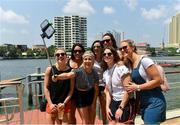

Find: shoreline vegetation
0;56;48;60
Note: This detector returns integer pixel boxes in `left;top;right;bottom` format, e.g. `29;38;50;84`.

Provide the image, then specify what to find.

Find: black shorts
76;88;94;108
109;99;130;122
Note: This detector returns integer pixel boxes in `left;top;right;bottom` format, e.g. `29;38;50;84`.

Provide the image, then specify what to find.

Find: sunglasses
103;52;113;57
93;46;101;49
102;39;111;44
119;46;128;51
55;53;66;57
73;50;82;54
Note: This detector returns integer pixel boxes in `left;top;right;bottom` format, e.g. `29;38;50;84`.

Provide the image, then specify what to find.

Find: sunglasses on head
55;53;66;57
102;39;111;44
73;50;82;54
119;46;128;51
103;52;113;57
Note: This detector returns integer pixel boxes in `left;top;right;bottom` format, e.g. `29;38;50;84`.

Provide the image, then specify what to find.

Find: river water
0;57;180;111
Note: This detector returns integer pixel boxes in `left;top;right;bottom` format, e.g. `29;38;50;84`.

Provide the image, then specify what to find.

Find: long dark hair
103;32;118;49
91;40;103;58
101;46;120;71
70;43;85;60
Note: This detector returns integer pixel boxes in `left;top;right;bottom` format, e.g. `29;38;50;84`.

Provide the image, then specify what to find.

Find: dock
0;68;180;124
0;108;179;124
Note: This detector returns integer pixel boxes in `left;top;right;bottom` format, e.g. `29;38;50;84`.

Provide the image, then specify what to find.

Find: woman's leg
78;107;91;124
62;112;69;125
69;99;76;124
99;93;107;124
46;113;56;124
55;118;62;124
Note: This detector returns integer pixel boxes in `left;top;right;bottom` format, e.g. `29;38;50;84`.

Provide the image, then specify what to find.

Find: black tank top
48;65;72;104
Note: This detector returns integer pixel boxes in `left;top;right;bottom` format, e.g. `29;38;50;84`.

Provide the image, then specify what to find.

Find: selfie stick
40;36;55;76
40;19;56;76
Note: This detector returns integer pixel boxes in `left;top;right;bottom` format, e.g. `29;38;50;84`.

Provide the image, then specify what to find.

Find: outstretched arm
52;71;75;81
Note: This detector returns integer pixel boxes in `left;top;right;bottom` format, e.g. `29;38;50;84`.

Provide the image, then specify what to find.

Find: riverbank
0;57;47;60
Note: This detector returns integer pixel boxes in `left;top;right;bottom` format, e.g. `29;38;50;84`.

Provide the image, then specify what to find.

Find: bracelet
118;105;124;111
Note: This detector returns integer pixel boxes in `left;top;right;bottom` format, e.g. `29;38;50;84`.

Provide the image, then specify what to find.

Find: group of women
44;32;167;124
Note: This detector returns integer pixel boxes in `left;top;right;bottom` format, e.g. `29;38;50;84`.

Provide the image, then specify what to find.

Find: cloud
0;28;15;34
164;18;171;24
174;2;180;13
124;0;138;10
141;5;166;20
20;29;29;35
62;0;95;16
0;7;29;24
103;6;115;14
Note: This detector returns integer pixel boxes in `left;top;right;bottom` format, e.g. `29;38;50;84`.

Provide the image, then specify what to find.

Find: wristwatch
137;85;141;91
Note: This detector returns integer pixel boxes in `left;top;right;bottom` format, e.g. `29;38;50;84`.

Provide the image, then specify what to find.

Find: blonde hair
121;39;137;53
54;48;66;55
82;50;95;59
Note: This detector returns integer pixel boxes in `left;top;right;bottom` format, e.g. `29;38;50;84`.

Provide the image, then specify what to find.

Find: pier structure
0;67;180;124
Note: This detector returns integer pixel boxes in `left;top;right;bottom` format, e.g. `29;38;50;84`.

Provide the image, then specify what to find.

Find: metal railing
0;81;25;124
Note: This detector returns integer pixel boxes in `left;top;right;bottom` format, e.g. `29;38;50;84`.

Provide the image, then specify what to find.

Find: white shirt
94;61;105;86
103;64;130;101
138;57;154;82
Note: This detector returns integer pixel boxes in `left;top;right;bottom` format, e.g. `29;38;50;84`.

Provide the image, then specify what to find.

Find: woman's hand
52;75;58;82
115;108;123;122
58;103;65;111
106;107;113;121
124;82;138;93
50;104;58;114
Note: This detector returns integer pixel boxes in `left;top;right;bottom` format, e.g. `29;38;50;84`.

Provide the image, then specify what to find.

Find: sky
0;0;180;48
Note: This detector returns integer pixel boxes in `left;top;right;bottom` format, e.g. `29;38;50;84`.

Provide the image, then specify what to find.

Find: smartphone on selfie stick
40;19;56;76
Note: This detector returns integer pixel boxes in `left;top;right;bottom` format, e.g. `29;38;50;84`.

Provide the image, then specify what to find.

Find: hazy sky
0;0;180;47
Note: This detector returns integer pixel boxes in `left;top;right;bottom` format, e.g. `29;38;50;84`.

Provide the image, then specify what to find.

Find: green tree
48;45;56;57
7;45;18;58
147;47;156;56
27;49;34;57
0;46;7;57
165;47;177;56
40;49;47;57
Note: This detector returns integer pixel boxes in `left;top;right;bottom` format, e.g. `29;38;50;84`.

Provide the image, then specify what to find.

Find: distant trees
1;44;178;59
0;46;7;57
0;45;21;58
48;45;56;57
0;45;56;58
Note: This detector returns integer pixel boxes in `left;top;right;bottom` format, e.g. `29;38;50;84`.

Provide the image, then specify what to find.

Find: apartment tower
168;13;180;48
54;15;87;50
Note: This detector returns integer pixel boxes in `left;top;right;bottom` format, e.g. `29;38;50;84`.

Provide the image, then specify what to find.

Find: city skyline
0;0;180;47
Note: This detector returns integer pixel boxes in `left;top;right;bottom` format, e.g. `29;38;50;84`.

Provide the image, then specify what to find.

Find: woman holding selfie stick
44;48;74;124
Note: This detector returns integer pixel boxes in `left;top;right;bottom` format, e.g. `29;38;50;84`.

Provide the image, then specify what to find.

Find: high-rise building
168;13;180;48
54;15;87;50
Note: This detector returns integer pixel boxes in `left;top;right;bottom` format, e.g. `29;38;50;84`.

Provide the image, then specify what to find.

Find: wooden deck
0;109;103;124
0;109;179;124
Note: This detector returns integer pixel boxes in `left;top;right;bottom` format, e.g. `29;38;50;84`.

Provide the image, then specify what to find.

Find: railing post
27;75;33;106
17;83;24;124
36;67;43;104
